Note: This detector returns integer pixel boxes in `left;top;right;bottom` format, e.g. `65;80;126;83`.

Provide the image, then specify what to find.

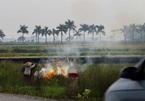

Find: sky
0;0;145;39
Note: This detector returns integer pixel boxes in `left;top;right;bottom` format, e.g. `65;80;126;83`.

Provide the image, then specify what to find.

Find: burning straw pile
34;57;79;98
34;57;71;83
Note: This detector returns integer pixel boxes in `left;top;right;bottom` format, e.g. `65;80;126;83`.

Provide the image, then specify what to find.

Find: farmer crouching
22;62;36;80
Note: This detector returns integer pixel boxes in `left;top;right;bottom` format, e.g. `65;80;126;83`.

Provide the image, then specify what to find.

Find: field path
0;55;144;63
0;93;75;101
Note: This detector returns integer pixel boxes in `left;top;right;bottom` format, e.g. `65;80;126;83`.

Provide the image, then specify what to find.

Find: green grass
0;43;145;57
0;60;136;101
0;61;68;99
78;63;135;101
0;42;143;100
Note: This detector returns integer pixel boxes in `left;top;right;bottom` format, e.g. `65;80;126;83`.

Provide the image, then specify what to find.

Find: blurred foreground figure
105;58;145;101
21;62;36;80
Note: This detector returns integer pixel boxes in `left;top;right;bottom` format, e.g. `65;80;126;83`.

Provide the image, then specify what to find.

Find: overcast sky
0;0;145;38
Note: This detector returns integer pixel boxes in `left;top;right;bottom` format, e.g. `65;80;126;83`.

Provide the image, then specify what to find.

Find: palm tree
136;24;144;42
0;29;5;42
141;23;145;42
73;30;82;42
119;26;128;42
41;27;51;43
32;25;41;43
57;24;67;43
51;28;58;43
96;25;105;41
65;19;76;43
17;25;29;43
88;24;97;40
129;24;137;42
79;24;89;42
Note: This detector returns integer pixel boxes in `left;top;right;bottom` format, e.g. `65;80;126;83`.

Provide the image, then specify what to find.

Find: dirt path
0;93;76;101
0;55;144;63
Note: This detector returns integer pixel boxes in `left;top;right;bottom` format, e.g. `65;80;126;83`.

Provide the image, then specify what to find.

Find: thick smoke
35;41;98;78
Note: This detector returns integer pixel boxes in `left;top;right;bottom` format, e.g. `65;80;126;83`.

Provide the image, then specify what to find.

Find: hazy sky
0;0;145;38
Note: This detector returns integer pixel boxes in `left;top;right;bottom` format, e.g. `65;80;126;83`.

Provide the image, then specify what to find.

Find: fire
61;65;68;77
34;57;71;83
44;68;58;81
44;60;69;82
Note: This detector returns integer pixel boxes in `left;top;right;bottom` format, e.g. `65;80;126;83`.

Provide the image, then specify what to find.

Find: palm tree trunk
53;35;55;43
141;31;142;42
124;33;126;42
69;29;70;43
77;36;78;42
36;34;37;43
45;35;47;43
22;33;24;43
144;32;145;42
38;35;39;44
84;32;85;42
132;30;134;42
100;33;101;41
61;32;63;43
133;32;134;42
125;37;126;42
92;32;94;40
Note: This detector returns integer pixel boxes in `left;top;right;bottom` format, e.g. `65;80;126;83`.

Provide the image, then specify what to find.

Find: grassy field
0;61;68;99
0;42;144;100
0;42;145;57
0;60;136;101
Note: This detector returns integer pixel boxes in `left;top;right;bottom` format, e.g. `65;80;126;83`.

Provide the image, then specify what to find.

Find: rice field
0;42;145;57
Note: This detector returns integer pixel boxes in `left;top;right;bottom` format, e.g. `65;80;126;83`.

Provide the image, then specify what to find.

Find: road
0;93;75;101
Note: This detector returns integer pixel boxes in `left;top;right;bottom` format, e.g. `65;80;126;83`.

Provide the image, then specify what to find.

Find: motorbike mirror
120;67;137;79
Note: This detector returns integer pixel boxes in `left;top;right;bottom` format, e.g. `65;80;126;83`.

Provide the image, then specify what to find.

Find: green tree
65;19;76;43
136;24;144;42
32;25;41;43
41;27;51;43
73;30;82;42
51;28;58;43
0;29;5;42
57;24;67;43
129;24;137;42
96;25;105;41
79;24;89;42
88;24;97;40
140;23;145;42
17;25;29;43
119;26;128;42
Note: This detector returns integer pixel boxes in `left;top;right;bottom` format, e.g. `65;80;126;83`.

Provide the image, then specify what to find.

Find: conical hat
24;62;32;67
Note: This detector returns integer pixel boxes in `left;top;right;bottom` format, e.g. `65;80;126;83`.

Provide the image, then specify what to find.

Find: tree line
1;20;145;43
0;19;105;43
112;23;145;42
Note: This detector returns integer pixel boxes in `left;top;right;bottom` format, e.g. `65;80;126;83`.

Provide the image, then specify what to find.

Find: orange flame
44;60;68;81
44;68;58;81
